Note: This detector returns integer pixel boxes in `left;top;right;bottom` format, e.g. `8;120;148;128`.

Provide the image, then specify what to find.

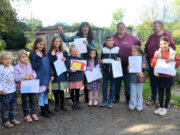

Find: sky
11;0;149;27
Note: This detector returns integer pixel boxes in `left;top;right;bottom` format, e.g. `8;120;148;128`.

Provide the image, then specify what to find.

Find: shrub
0;39;6;50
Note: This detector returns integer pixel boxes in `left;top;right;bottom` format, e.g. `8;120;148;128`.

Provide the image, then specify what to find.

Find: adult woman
113;22;142;104
57;22;95;103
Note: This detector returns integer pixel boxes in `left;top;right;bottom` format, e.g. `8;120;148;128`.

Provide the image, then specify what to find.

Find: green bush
0;39;6;50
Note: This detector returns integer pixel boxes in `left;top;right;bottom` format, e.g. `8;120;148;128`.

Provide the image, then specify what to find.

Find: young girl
14;50;39;122
128;45;148;111
48;37;68;112
86;48;101;106
66;45;83;110
0;52;21;128
151;36;180;116
29;37;55;118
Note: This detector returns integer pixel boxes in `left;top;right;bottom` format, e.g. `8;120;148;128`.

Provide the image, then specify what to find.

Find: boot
84;87;89;103
45;104;56;115
40;106;51;118
93;90;99;106
75;101;81;110
60;91;67;111
53;91;60;112
126;96;130;105
113;94;120;103
72;102;77;110
88;90;93;106
54;103;60;112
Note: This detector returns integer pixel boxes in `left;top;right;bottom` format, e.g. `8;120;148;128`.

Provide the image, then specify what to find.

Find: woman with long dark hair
57;22;95;103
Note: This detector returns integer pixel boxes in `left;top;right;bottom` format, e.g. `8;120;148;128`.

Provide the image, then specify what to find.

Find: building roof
36;29;59;34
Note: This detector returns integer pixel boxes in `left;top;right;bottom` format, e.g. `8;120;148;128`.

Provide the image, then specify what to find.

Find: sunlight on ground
119;124;177;134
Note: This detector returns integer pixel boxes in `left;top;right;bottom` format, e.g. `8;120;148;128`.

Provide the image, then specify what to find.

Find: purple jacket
14;62;37;82
144;32;176;63
87;59;100;69
113;32;141;71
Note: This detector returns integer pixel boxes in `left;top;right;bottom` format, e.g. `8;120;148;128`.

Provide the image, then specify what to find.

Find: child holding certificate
0;52;21;128
30;37;55;118
151;36;180;116
128;46;148;111
48;37;68;112
14;50;39;122
100;36;122;108
86;48;101;106
66;45;83;110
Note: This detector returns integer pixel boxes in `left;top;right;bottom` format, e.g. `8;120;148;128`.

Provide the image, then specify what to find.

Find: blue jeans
102;71;116;102
149;66;158;101
0;92;17;123
21;93;36;117
129;83;143;110
114;70;130;97
38;90;48;106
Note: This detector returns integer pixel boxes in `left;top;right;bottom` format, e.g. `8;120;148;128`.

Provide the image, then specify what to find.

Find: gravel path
0;92;180;135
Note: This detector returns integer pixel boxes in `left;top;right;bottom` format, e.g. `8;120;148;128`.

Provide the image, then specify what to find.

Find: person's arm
87;40;95;49
166;32;176;50
60;33;76;43
29;52;42;71
48;51;57;64
142;56;149;70
150;56;158;68
14;65;25;82
172;54;180;68
29;64;37;79
144;36;151;57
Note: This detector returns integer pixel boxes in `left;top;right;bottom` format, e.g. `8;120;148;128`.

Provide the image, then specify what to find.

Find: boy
100;36;122;108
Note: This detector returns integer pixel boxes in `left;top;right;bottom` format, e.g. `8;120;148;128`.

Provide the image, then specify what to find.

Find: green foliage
110;8;125;31
170;0;180;19
0;39;6;50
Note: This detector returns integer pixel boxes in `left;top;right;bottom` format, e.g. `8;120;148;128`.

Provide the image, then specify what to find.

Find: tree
170;0;180;19
110;8;125;31
139;0;170;22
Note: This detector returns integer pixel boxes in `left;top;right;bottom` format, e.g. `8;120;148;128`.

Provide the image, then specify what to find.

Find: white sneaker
158;108;167;116
154;108;163;114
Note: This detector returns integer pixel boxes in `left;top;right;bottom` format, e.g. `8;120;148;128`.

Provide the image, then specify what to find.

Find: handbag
138;72;147;83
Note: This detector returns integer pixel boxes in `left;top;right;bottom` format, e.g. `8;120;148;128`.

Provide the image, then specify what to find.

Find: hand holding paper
70;60;87;71
74;38;87;53
128;56;142;73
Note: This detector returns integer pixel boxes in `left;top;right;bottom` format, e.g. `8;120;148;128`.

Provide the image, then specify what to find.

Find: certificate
85;67;102;83
54;59;67;76
155;59;176;76
112;61;123;78
20;79;40;93
74;38;87;53
128;56;142;73
70;60;87;71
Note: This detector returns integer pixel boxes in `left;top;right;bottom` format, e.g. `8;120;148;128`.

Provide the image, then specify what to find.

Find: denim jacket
29;51;52;85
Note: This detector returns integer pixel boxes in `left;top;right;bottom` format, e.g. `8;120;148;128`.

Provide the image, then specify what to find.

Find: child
66;45;83;110
100;36;122;108
48;37;68;112
151;36;180;116
86;48;101;106
29;37;55;118
14;50;39;122
128;46;148;111
0;52;21;128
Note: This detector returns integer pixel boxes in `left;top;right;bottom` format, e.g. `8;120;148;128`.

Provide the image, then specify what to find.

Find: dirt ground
0;92;180;135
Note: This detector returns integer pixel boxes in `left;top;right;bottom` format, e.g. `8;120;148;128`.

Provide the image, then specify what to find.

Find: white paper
85;67;102;83
70;60;87;71
155;59;176;76
74;38;87;53
128;56;142;73
112;61;123;78
54;59;67;76
103;59;114;64
20;79;40;93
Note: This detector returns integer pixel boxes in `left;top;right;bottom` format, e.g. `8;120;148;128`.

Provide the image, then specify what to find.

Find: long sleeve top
0;65;16;94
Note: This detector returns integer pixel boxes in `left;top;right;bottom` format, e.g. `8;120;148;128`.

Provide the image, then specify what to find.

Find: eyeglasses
106;40;113;42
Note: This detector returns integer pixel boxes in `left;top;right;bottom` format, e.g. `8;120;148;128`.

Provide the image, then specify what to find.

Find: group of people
0;21;180;128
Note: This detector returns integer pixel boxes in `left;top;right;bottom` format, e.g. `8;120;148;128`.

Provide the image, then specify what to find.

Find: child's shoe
54;103;60;112
61;103;67;111
72;102;77;110
45;104;56;115
154;107;163;115
107;101;112;108
129;107;135;111
99;101;107;107
75;101;81;110
24;115;33;123
10;119;21;125
31;114;39;121
88;99;93;106
137;108;143;112
93;99;98;106
40;106;51;118
4;121;14;128
158;108;167;116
